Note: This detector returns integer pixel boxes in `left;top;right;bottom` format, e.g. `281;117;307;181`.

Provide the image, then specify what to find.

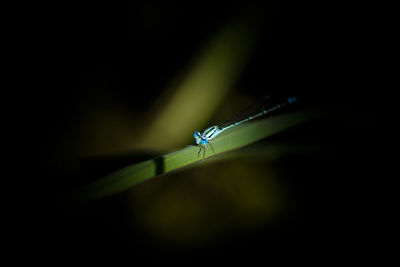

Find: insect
193;96;297;158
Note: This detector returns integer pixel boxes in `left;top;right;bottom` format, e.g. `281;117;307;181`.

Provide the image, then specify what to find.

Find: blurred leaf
70;107;321;205
137;4;265;150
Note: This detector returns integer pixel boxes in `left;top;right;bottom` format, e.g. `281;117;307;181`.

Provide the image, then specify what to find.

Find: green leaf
70;107;321;205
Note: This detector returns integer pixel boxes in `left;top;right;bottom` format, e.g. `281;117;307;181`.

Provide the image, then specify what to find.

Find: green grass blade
70;107;321;205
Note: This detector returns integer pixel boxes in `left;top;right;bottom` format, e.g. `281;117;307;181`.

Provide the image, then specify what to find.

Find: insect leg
208;140;215;154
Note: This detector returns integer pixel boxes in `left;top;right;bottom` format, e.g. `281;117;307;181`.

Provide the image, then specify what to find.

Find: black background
13;0;382;260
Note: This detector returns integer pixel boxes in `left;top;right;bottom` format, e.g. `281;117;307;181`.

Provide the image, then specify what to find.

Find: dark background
29;0;379;140
16;0;382;260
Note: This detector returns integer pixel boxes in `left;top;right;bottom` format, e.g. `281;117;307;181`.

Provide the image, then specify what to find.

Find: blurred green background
28;0;379;259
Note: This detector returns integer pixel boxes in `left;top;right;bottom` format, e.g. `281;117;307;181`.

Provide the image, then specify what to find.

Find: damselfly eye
194;131;201;138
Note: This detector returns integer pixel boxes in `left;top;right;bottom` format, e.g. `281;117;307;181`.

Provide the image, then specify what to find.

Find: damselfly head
194;131;202;144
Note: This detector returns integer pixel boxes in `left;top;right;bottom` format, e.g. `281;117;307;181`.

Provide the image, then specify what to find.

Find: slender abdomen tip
288;96;297;104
